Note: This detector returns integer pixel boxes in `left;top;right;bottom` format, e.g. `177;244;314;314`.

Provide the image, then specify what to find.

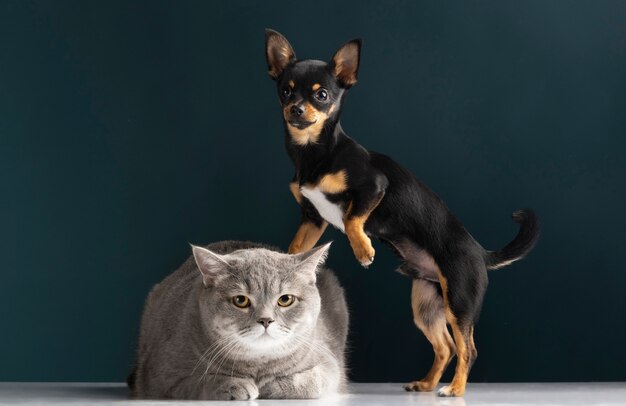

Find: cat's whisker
192;341;224;376
292;335;336;363
304;339;336;360
205;340;238;373
230;344;245;378
277;327;293;337
195;336;229;362
239;330;256;339
191;335;235;376
281;341;299;368
200;340;239;383
210;342;241;383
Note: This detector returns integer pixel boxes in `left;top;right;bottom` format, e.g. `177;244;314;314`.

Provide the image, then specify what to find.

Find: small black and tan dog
265;29;539;397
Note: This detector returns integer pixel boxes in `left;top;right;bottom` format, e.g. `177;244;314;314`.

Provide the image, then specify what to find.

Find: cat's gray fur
129;240;348;400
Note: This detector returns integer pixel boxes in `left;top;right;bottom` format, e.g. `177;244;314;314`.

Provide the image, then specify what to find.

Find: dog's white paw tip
360;257;374;267
437;386;459;397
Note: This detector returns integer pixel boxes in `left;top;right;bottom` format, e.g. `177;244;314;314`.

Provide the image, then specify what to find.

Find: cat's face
192;243;330;358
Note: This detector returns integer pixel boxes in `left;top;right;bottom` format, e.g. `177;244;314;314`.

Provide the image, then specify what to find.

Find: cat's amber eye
277;294;295;307
232;295;250;308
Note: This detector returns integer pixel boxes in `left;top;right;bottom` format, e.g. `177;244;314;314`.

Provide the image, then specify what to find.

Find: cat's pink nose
257;318;275;329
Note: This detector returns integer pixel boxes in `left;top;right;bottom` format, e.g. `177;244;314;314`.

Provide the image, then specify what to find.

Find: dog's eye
281;87;292;98
314;88;328;101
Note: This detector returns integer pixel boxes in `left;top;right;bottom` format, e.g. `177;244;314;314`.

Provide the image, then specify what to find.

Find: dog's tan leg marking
345;215;375;266
343;195;383;266
437;274;472;397
288;221;328;254
317;170;347;194
469;325;478;367
404;279;456;392
289;182;303;205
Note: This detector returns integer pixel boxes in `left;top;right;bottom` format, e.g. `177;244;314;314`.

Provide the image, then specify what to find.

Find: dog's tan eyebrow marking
289;80;295;88
312;83;321;91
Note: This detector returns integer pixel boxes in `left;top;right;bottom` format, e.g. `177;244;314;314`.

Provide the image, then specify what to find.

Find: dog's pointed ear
265;29;296;80
330;39;361;88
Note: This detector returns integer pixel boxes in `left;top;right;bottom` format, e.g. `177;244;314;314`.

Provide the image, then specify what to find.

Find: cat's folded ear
191;245;231;288
294;242;332;279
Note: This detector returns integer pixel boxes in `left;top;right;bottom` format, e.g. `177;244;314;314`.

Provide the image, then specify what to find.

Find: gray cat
128;240;348;400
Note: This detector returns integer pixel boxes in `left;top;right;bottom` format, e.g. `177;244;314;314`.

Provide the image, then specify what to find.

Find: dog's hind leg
404;278;456;392
437;256;487;397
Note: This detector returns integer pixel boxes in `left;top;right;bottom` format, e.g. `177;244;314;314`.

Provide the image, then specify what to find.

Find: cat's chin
237;331;291;356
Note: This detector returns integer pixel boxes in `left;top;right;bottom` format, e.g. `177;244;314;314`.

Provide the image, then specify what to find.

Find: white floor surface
0;382;624;405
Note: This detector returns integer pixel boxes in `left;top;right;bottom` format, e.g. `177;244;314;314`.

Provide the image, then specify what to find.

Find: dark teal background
1;0;625;382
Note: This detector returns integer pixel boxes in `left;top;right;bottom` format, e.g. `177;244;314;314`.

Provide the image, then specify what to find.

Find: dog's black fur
265;29;539;397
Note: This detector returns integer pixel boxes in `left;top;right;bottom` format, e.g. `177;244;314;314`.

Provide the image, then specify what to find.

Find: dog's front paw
346;227;376;267
404;380;436;392
437;384;464;397
354;244;375;267
215;381;259;400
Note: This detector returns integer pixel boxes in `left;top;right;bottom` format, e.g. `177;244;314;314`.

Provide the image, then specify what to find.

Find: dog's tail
484;209;540;270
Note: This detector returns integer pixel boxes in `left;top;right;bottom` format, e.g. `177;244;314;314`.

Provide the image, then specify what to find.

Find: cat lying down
128;240;348;400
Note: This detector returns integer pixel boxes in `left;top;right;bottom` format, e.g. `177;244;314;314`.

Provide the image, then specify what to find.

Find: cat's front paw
215;381;259;400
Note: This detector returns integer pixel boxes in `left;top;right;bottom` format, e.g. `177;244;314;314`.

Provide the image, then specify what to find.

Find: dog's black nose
257;318;275;328
290;104;304;116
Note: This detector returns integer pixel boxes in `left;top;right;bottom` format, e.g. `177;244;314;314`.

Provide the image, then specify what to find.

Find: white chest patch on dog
300;186;345;233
